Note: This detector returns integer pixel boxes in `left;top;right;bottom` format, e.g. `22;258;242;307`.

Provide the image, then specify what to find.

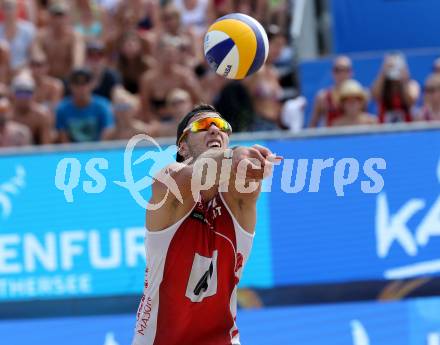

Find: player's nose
207;123;221;135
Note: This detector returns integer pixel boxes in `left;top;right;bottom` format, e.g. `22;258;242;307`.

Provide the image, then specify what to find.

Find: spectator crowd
0;0;439;148
309;54;440;128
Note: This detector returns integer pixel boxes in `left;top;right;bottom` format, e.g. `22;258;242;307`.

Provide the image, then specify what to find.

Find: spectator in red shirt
309;55;353;127
371;52;420;123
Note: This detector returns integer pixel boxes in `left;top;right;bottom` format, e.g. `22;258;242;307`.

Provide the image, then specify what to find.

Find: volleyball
204;13;269;80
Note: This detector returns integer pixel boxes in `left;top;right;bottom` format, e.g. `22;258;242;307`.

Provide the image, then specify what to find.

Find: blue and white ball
204;13;269;80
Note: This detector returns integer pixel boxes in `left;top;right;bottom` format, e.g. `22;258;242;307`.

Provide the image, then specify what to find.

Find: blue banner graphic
1;296;439;345
331;0;440;53
0;129;439;300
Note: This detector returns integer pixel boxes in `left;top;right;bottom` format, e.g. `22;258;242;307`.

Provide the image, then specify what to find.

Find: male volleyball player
132;104;280;345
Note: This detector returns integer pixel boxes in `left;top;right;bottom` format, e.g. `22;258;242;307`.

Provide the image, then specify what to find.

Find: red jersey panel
133;193;254;345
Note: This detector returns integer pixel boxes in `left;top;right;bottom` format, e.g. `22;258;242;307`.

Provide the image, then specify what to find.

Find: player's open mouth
207;140;222;148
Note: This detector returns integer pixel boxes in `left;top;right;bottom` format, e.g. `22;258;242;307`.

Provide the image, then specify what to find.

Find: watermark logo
54;136;387;210
114;134;190;210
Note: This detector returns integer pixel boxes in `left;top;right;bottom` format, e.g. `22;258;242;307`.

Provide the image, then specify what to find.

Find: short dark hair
175;104;222;162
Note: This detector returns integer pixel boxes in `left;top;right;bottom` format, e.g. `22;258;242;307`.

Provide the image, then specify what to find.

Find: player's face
180;113;231;162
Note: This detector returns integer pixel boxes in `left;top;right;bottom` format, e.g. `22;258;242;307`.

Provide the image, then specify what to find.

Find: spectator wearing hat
56;68;114;143
10;72;53;144
0;0;36;72
310;55;353;127
0;83;31;147
417;74;440;122
30;51;64;115
32;1;85;80
332;79;376;127
84;40;122;100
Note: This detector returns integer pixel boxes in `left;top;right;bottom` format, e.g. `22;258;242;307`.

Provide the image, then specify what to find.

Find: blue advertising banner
0;129;439;301
331;0;440;53
1;296;439;345
268;130;440;285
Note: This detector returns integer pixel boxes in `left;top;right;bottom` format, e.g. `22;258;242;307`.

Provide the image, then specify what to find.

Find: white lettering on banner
0;234;21;273
61;231;86;270
104;332;120;345
0;274;91;298
0;227;146;274
90;230;122;269
351;320;370;345
376;193;423;257
24;233;57;272
377;158;440;279
428;333;440;345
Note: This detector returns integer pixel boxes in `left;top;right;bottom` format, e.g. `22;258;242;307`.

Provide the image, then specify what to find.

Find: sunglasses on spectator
178;116;232;145
341;95;364;102
30;60;45;67
87;50;104;58
425;86;440;93
14;89;33;98
113;103;133;112
333;66;352;73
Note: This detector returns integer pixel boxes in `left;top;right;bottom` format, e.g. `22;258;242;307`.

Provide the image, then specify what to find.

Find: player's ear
179;141;190;161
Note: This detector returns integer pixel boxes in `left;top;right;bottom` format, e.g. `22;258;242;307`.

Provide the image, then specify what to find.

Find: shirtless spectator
56;68;114;143
371;52;420;123
10;72;52;144
84;40;121;100
116;30;154;94
103;87;150;140
417;74;440;122
0;0;35;72
309;55;353;127
157;3;200;68
29;52;63;115
0;84;31;147
33;1;85;80
71;0;107;43
106;0;160;54
139;35;202;122
332;79;376;127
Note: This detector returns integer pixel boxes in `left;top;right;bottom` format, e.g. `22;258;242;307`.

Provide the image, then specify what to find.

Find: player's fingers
252;144;272;158
248;147;266;165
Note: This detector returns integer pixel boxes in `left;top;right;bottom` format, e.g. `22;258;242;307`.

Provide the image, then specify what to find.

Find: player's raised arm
146;104;280;232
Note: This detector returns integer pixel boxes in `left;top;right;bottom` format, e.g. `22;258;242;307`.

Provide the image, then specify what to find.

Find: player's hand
232;145;283;181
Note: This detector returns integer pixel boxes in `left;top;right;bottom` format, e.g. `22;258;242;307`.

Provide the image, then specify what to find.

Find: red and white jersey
132;193;254;345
